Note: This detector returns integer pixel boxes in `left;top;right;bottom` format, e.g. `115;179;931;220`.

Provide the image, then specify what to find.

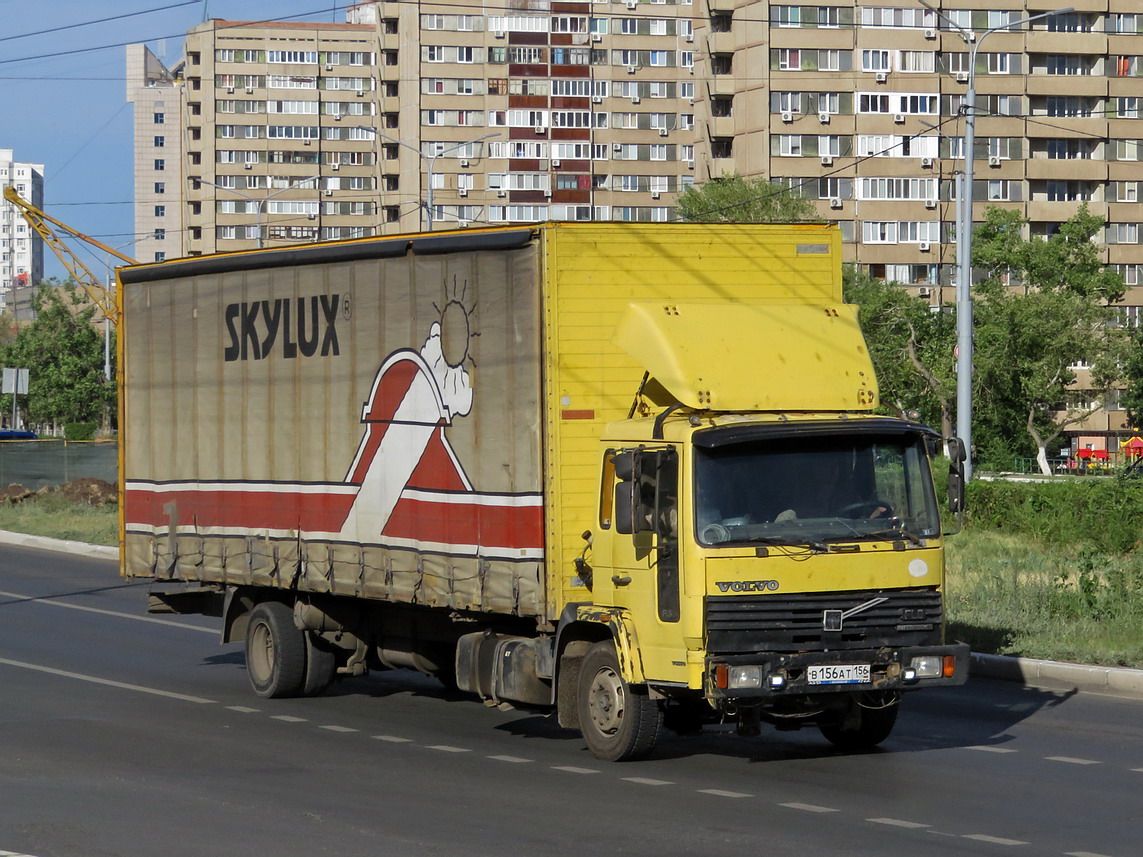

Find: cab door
593;445;686;682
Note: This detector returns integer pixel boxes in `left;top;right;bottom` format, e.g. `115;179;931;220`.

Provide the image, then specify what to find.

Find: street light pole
196;175;319;249
918;3;1072;482
359;128;501;230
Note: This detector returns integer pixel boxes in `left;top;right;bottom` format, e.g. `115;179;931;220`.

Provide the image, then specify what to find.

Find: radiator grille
706;588;942;654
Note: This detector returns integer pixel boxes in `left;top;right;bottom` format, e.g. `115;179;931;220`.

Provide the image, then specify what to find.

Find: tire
245;601;306;699
818;695;899;751
576;641;663;762
302;633;337;697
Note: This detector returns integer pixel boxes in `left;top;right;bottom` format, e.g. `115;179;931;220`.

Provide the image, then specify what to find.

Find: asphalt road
2;544;1141;857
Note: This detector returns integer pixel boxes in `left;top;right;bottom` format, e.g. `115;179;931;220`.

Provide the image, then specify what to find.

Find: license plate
807;664;871;685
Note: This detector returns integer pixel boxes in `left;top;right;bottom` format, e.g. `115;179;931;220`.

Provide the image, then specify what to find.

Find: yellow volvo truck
120;222;968;761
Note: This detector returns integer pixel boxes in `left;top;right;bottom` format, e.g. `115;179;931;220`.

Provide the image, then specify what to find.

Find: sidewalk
4;528;1143;701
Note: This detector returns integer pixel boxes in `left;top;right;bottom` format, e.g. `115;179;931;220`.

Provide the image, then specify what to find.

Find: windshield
694;432;940;547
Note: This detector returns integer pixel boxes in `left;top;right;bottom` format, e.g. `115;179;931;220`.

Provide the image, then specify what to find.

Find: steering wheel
838;500;894;519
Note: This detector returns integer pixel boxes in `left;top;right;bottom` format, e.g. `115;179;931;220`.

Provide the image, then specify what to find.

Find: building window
153;112;165;124
154;159;165;170
154;182;165;194
154;136;165;147
154;205;166;217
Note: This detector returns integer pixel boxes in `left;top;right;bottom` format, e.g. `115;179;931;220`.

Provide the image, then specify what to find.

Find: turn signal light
943;655;957;678
714;664;729;688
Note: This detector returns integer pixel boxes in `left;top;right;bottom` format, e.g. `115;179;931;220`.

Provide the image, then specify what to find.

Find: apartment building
135;1;1143;449
0;148;44;312
127;44;185;265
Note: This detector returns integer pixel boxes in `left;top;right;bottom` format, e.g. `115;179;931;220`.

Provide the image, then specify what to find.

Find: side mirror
612;452;636;534
946;437;965;515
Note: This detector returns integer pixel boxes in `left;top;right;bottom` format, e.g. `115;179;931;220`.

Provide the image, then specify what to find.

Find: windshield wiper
822;527;925;547
718;535;829;551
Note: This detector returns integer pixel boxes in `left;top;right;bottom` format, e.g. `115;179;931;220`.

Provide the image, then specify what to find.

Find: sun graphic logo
421;277;478;419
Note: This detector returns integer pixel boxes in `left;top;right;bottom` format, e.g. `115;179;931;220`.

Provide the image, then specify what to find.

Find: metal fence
0;440;118;491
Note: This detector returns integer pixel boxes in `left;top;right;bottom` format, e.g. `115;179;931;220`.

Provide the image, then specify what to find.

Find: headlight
910;655;944;678
728;665;763;689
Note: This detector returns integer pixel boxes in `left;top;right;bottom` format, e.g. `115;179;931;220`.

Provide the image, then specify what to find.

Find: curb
3;530;1141;701
971;652;1143;701
0;529;118;561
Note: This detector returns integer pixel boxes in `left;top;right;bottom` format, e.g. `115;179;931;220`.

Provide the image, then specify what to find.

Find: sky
0;1;355;280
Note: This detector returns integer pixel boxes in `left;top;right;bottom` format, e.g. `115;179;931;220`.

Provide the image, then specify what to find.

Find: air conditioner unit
614;143;623;152
626;0;638;8
494;30;505;38
920;156;934;168
592;33;602;42
829;196;842;209
659;128;669;136
632;95;641;104
535;126;545;134
544;190;552;198
686;159;695;169
460;159;470;167
651;190;661;199
894;113;906;123
244;163;253;170
226;86;235;94
459;221;469;228
356;90;364;97
918;241;931;252
592;95;603;103
552;159;561;167
918;286;933;297
458;188;468;197
332;163;340;170
819;112;830;124
627;65;637;74
955;71;969;83
925;198;937;209
324;189;334;197
497;190;506;197
781;111;793;123
875;71;888;82
688;97;695;105
325;64;334;71
924;28;937;39
988;155;1002;167
821;155;834;166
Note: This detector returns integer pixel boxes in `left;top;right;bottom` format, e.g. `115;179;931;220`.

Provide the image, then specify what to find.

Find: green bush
966;478;1143;554
64;421;98;441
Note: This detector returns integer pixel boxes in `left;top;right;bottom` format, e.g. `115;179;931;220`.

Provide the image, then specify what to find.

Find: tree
675;173;820;223
0;283;113;430
843;268;956;439
1120;324;1143;431
970;205;1126;474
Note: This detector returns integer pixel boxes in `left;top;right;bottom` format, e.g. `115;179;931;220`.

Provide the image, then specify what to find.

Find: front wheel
246;601;306;698
818;694;899;750
576;641;662;762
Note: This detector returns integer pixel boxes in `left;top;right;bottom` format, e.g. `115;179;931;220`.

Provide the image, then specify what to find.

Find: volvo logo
715;580;780;593
823;596;889;631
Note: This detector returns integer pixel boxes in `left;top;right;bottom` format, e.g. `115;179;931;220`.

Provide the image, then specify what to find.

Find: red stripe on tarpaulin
348;358;425;485
123;488;354;533
381;496;544;551
406;428;470;492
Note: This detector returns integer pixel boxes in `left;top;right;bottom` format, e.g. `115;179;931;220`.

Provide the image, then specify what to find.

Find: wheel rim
249;620;274;684
587;665;627;736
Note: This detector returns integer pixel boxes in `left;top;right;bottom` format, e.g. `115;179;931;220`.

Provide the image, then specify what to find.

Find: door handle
611;574;632;586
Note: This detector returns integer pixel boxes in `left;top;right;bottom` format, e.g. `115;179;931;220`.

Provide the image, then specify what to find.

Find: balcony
1024;158;1108;180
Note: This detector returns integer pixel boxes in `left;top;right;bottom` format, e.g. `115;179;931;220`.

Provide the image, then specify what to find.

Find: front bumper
706;642;971;699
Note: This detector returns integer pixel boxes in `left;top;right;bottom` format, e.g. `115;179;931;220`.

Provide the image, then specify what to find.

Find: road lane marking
868;818;930;829
963;834;1029;846
552;766;599;774
0;657;215;704
0;590;217;633
270;715;307;723
780;802;838;813
699;789;750;798
623;777;673;786
319;725;358;733
966;745;1018;753
227;706;259;713
373;735;413;743
1045;756;1101;766
488;755;531;763
1066;851;1116;857
427;745;470;753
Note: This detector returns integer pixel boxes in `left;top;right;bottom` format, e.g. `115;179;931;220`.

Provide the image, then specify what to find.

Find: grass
946;529;1143;669
0;492;118;547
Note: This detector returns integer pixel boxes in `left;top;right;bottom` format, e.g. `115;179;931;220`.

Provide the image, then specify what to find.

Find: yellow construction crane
3;185;136;325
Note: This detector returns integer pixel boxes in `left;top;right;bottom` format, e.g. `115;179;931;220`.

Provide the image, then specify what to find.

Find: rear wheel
245;601;306;698
576;641;662;762
818;694;899;750
302;633;337;697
